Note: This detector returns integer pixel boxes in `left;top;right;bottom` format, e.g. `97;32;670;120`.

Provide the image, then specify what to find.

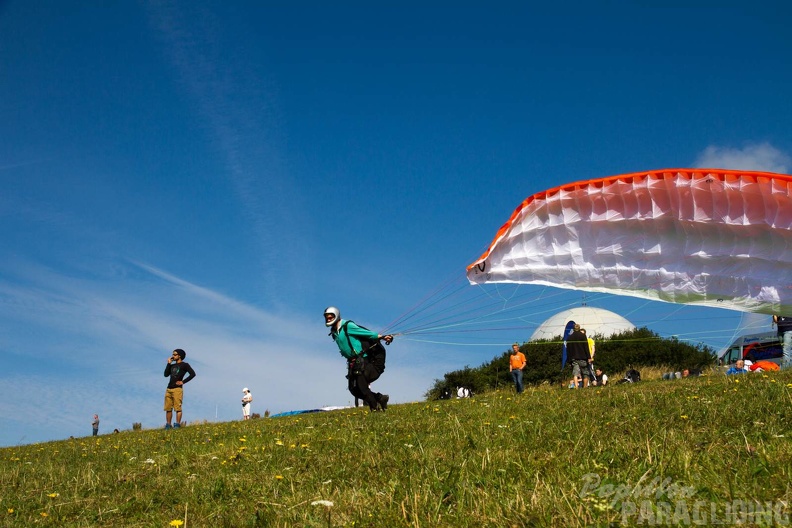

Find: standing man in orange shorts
164;348;196;429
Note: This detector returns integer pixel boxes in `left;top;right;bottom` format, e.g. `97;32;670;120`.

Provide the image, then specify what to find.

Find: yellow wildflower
169;521;184;527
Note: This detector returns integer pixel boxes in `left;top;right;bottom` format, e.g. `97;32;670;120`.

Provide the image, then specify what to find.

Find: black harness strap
341;320;377;357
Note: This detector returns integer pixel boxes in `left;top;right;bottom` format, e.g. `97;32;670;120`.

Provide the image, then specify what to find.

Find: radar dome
530;307;636;341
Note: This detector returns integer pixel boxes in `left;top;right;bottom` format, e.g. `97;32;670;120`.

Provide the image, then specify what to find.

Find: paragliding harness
336;321;387;390
617;368;641;384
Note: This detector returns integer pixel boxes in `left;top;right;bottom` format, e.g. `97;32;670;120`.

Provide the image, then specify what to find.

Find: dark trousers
348;360;383;410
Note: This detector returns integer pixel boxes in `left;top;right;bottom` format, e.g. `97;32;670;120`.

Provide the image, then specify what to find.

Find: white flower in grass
311;500;334;507
144;458;156;464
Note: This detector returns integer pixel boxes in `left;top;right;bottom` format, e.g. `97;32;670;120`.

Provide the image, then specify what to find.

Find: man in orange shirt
509;343;527;394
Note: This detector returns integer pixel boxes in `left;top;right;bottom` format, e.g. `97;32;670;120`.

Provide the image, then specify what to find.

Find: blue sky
1;1;790;447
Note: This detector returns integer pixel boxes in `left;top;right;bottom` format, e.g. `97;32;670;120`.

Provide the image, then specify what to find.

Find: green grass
2;371;791;527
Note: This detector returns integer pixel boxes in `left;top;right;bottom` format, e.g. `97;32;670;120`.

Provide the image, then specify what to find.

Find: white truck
718;331;783;366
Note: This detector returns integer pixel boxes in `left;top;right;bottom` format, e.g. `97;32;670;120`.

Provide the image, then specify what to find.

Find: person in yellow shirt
581;328;596;387
509;343;527;393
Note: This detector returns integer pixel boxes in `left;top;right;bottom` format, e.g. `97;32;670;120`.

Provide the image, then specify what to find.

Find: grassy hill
2;371;791;527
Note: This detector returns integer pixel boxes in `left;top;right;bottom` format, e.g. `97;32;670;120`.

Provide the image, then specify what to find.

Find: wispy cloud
0;258;433;447
142;3;307;303
0;159;48;172
694;143;790;173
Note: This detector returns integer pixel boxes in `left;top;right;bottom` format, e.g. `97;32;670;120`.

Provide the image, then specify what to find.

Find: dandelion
275;440;284;446
41;512;48;517
311;500;334;507
275;475;284;480
48;492;59;498
7;508;13;514
680;415;689;420
169;520;184;527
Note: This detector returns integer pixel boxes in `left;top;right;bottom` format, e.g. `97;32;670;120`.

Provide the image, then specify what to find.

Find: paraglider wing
561;320;575;370
467;169;792;315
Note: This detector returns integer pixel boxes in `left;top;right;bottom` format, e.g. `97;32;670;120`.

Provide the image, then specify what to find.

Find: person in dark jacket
773;315;792;369
567;324;590;388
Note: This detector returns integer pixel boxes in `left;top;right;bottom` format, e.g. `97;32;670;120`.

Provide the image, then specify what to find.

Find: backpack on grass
623;369;641;383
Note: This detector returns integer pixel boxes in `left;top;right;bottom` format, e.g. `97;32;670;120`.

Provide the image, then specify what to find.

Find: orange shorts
164;388;184;412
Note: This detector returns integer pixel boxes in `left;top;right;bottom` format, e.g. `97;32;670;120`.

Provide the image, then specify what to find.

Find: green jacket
331;319;380;360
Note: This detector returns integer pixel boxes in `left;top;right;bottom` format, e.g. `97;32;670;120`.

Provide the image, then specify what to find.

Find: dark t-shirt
164;361;196;389
777;316;792;336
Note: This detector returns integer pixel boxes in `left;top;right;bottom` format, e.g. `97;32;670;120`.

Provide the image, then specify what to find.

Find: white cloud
694;143;790;174
0;258;438;447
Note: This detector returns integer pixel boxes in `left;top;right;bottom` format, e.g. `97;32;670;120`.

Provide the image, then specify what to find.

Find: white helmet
243;388;249;393
324;306;340;327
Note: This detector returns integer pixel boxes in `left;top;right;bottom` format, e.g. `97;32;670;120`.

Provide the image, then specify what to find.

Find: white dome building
530;307;636;341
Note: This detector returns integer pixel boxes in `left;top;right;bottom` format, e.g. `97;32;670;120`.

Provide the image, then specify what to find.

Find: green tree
425;327;716;397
